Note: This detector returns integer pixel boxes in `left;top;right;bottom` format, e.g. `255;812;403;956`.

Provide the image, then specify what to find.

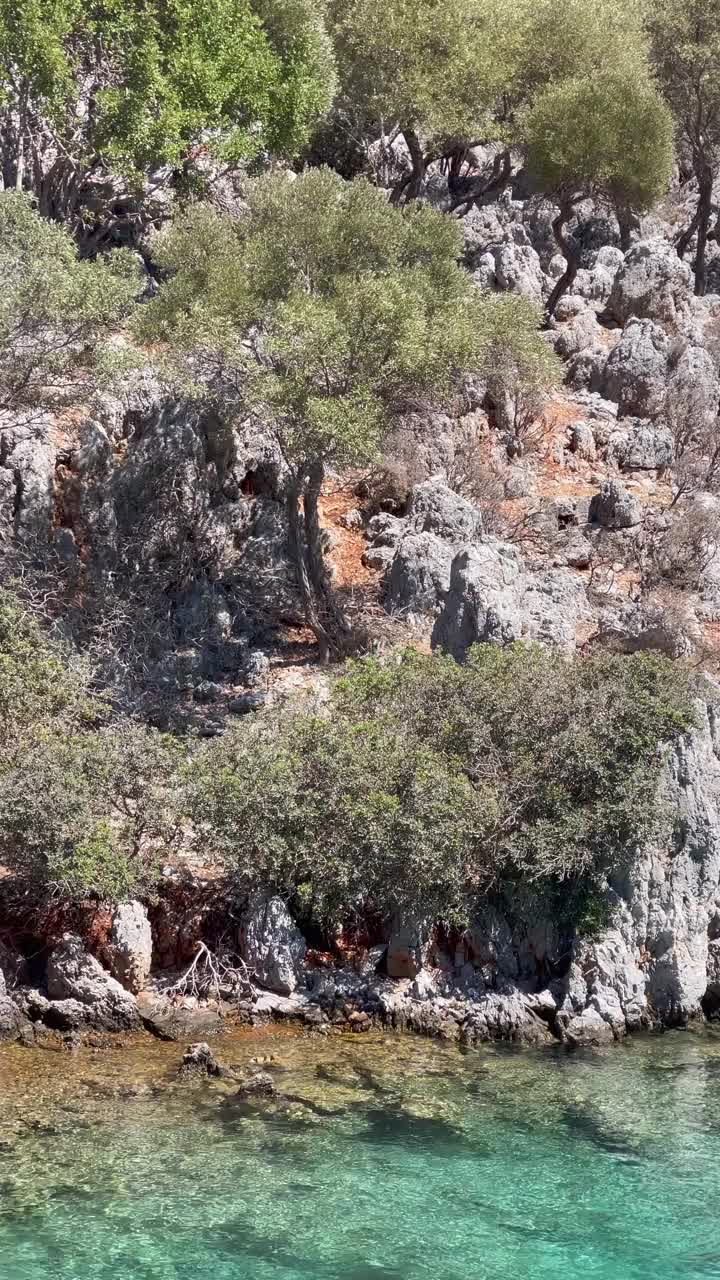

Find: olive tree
330;0;668;219
523;67;673;316
330;0;528;205
0;0;336;247
137;168;555;658
0;590;180;902
0;192;139;424
646;0;720;294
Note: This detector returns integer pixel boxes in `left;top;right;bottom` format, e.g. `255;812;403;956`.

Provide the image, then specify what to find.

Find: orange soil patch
318;479;380;592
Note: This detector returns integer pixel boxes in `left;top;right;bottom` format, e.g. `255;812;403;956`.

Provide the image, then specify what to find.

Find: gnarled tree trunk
286;463;355;663
545;197;581;319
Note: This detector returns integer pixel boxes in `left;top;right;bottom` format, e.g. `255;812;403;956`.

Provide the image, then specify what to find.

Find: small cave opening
239;465;278;500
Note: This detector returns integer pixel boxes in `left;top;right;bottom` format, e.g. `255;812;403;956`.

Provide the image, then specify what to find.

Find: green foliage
0;590;179;902
140;169;554;473
0;192;139;415
330;0;524;149
188;645;696;930
523;66;673;209
474;293;561;428
0;590;102;743
0;0;336;182
646;0;720;161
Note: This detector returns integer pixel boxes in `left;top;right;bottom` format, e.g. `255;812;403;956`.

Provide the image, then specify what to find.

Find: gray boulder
601;319;670;419
551;306;601;359
386;533;454;613
492;236;546;303
0;995;25;1042
431;540;525;658
607;238;693;327
0;413;56;541
241;894;306;995
108;901;153;994
664;342;720;433
46;934;140;1030
607;419;673;472
589;480;642;529
407;476;483;543
384;479;483;615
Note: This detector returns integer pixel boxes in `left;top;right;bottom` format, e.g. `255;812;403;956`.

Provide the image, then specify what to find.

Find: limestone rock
387;917;432;979
0;995;25;1042
607;238;693;327
46;934;140;1030
241;893;306;995
601;319;670;419
589;480;642;529
108;901;153;994
180;1042;223;1077
607;419;673;472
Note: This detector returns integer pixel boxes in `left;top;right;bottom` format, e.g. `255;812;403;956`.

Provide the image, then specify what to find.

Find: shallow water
1;1025;720;1279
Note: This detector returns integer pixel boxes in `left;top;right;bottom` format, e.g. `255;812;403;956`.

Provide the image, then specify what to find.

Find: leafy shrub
188;645;696;930
0;591;180;901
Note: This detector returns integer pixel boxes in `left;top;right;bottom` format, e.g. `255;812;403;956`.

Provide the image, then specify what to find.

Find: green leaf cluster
138;167;557;470
0;0;336;179
188;645;697;930
0;590;179;902
0;191;139;415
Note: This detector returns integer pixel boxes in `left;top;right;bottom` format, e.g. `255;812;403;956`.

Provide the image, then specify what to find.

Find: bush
0;591;180;901
188;645;696;930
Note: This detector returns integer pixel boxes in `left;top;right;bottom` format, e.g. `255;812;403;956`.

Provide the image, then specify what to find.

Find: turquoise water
1;1027;720;1279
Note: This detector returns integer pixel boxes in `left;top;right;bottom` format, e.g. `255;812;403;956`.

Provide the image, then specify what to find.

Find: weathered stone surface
601;319;670;419
607;419;673;472
180;1041;223;1077
0;995;25;1042
236;1070;276;1098
607;238;693;327
137;993;224;1041
386;917;432;979
46;935;140;1030
108;901;153;994
241;894;306;995
589;479;642;529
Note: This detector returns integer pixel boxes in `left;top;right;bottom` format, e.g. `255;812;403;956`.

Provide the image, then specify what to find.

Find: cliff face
560;697;720;1041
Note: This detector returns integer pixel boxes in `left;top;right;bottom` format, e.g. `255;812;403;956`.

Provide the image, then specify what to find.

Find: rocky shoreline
2;690;720;1058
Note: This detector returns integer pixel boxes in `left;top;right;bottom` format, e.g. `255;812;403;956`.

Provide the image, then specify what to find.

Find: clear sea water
1;1025;719;1280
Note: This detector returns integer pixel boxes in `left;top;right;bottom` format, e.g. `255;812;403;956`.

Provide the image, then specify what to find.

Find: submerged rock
236;1070;276;1099
180;1042;224;1077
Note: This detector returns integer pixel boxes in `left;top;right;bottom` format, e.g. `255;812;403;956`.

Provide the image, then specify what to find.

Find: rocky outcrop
601;319;670;419
606;238;693;328
376;477;592;656
241;893;307;995
589;480;642;530
108;901;153;994
46;934;140;1030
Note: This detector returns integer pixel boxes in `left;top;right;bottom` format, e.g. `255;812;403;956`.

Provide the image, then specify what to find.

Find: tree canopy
0;191;139;421
137;167;557;654
0;0;336;242
646;0;720;293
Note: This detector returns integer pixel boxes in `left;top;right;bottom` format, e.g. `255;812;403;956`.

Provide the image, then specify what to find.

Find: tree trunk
617;205;640;253
285;464;354;663
390;128;426;205
694;167;714;296
545;199;580;319
448;148;512;217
